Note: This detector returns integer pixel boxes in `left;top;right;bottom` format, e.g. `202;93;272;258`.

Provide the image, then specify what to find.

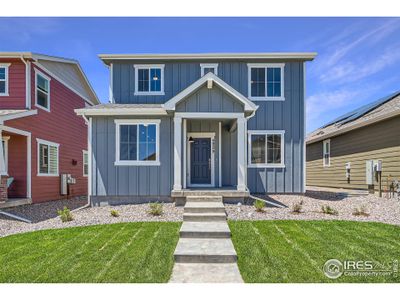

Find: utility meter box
345;162;351;179
366;160;374;185
374;160;382;172
60;174;76;195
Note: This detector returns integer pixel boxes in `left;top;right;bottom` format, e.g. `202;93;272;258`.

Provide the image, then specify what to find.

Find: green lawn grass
229;220;400;283
0;222;181;283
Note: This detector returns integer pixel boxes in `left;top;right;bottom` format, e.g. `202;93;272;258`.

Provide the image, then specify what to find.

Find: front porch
172;113;248;195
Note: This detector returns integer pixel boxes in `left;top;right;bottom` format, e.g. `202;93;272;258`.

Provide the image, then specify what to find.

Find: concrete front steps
170;195;243;283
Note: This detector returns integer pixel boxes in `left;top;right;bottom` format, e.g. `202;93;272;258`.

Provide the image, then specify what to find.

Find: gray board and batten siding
90;59;305;203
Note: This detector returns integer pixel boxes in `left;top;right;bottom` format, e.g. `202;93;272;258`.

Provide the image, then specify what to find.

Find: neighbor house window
323;139;330;167
0;64;10;96
247;63;285;101
35;70;51;111
134;65;164;95
200;63;218;76
115;119;160;166
83;150;88;176
1;137;9;175
37;139;59;176
248;130;285;167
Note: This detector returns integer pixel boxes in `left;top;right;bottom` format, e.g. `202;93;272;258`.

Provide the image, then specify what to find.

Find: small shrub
292;200;304;213
353;205;369;217
110;210;119;217
149;202;163;216
57;206;73;222
321;205;338;215
254;199;266;212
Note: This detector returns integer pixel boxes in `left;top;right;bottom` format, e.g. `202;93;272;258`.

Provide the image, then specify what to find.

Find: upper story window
200;63;218;76
247;63;285;101
323;139;330;167
35;69;51;111
115;119;160;166
248;130;285;168
134;64;165;96
0;63;10;96
37;138;59;176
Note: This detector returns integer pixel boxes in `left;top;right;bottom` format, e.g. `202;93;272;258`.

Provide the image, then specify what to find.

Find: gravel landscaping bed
226;191;400;225
0;198;183;237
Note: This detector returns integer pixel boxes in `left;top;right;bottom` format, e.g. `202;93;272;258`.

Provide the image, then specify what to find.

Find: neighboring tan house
0;52;99;207
306;91;400;193
76;52;316;206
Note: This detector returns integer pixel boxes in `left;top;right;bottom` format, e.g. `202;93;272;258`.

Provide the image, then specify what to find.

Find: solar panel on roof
321;90;400;129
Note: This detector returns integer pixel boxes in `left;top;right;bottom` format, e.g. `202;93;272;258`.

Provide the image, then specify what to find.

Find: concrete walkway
170;196;243;283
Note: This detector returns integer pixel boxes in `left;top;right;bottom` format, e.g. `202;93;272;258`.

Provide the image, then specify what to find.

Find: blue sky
1;17;399;133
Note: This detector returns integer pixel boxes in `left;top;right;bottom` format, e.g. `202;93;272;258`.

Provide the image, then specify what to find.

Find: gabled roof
0;52;99;105
99;52;317;64
164;72;258;112
307;91;400;144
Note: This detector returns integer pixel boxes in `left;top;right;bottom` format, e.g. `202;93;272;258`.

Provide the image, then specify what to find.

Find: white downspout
20;55;31;109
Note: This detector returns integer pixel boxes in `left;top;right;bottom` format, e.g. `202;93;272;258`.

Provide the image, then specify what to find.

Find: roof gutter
306;109;400;144
75;107;168;116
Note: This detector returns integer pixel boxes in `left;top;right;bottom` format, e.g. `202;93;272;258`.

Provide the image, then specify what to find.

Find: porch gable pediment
163;73;258;112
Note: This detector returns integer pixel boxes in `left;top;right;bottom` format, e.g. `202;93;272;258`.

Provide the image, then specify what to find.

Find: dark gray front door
190;138;211;185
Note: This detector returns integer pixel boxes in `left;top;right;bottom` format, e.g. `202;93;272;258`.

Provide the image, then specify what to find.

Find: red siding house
0;52;99;206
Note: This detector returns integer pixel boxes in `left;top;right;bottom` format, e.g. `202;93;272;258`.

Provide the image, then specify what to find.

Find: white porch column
173;116;183;191
0;128;6;176
237;117;246;191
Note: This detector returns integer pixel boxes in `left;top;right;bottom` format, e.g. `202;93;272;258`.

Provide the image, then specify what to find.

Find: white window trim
247;63;285;101
323;139;331;167
34;68;51;112
248;130;285;168
200;63;218;76
114;119;161;166
2;136;10;175
36;138;59;176
83;150;88;177
0;63;11;96
134;64;165;96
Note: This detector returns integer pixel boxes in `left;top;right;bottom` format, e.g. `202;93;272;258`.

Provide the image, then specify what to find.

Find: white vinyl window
115;119;160;166
35;69;51;111
200;63;218;76
323;139;330;167
248;130;285;168
83;150;88;177
134;64;165;96
37;138;59;176
1;137;10;175
247;63;285;101
0;63;10;96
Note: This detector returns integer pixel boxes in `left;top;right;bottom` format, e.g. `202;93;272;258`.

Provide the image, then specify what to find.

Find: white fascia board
0;110;38;122
75;108;168;116
99;52;318;62
164;73;258;112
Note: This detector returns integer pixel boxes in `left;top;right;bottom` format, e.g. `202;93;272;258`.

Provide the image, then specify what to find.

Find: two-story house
76;52;316;206
0;52;99;207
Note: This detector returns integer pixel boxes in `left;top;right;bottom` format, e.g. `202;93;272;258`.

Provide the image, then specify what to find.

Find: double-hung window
134;65;164;95
83;150;89;176
0;63;10;96
115;120;160;166
248;63;285;101
35;69;51;111
200;63;218;76
323;139;330;167
37;139;59;176
248;130;285;167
